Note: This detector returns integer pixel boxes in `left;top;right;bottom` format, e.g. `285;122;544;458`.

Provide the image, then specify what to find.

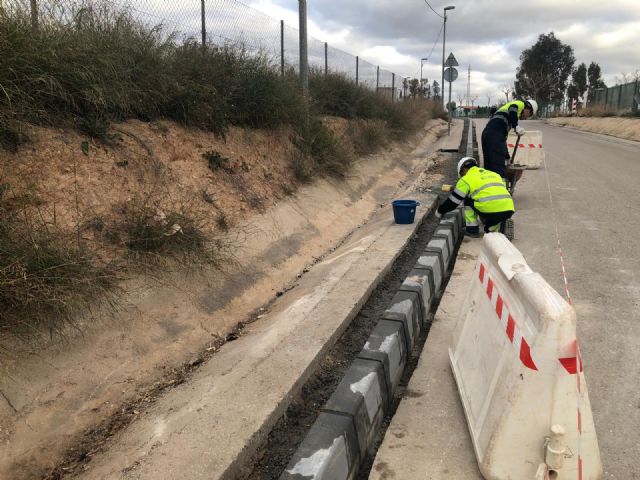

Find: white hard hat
457;157;477;176
526;99;538;116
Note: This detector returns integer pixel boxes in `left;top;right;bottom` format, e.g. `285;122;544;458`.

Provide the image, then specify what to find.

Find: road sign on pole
444;60;459;136
445;53;459;67
444;67;458;83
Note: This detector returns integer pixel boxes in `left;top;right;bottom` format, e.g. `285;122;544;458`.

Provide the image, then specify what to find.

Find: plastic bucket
392;199;420;224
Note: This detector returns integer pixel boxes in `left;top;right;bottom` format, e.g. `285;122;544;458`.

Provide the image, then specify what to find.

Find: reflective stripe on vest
461;167;514;213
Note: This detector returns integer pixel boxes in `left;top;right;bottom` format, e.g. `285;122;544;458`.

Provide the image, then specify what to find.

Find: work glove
515;126;526;136
435;210;442;219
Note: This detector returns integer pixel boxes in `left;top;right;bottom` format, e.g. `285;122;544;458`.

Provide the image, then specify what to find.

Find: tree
409;78;420;98
567;62;587;108
432;80;440;100
587;62;607;102
501;84;514;102
515;32;575;104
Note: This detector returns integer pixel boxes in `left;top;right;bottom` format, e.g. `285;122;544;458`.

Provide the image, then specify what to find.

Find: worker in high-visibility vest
481;99;538;177
435;157;514;237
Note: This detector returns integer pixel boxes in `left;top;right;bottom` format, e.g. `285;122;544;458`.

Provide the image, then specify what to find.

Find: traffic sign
445;53;459;67
444;67;458;83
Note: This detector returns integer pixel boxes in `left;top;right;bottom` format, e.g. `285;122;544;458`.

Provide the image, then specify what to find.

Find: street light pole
420;57;428;85
441;5;455;106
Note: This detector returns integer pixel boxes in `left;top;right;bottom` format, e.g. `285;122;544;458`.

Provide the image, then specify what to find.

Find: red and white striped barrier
508;130;544;169
449;233;602;480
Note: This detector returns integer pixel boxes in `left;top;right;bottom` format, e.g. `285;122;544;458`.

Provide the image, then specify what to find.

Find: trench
245;152;463;480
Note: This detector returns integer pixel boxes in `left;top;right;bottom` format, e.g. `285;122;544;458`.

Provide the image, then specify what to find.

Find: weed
0;203;120;339
203;150;231;172
0;119;22;153
349;119;388;155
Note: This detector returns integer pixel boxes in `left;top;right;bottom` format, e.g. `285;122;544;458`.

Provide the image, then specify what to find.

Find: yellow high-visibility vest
454;167;515;213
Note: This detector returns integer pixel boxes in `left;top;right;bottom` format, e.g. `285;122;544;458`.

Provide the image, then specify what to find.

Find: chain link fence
14;0;405;99
591;81;640;112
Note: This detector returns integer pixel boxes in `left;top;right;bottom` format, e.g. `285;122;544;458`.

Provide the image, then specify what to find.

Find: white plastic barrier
449;233;602;480
507;130;544;169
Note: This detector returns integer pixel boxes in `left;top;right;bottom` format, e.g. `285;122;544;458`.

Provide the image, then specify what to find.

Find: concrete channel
246;119;476;480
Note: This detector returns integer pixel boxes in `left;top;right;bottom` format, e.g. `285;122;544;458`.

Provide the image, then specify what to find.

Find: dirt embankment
547;116;640;142
0;117;449;479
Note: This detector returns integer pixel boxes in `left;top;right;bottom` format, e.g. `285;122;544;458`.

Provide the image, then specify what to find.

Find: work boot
503;218;514;241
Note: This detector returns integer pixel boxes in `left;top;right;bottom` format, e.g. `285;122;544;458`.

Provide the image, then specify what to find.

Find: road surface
371;119;640;479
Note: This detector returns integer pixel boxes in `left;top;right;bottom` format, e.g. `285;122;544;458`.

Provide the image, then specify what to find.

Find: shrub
0;203;119;339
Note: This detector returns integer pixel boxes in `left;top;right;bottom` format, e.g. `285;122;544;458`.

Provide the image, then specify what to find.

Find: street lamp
441;5;455;106
420;57;429;85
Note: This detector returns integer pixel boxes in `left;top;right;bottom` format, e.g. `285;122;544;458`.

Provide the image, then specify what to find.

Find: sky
245;0;640;105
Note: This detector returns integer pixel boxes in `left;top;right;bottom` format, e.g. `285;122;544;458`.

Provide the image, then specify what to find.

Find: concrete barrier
508;130;544;169
449;233;602;479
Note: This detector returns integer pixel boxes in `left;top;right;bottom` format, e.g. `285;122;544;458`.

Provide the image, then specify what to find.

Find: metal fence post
376;66;379;93
392;73;395;102
298;0;308;96
635;80;639;111
618;85;622;110
200;0;206;46
324;42;328;76
280;20;284;76
605;88;609;108
30;0;38;32
355;56;359;86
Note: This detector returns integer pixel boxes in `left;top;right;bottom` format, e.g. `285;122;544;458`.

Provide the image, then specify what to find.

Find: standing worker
436;157;514;238
481;99;538;178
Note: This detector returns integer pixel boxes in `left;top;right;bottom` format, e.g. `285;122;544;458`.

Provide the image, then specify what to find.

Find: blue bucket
392;199;420;224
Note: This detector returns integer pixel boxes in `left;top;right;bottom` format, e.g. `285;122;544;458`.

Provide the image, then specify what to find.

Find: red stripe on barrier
487;278;494;298
518;143;525;148
578;409;582;433
479;264;486;282
519;341;538;371
528;143;535;148
578;457;583;480
507;143;515;147
539;144;543;148
506;315;515;342
559;357;583;374
496;296;504;318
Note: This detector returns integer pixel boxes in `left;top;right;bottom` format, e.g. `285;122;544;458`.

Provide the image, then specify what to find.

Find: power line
413;22;444;79
423;0;444;18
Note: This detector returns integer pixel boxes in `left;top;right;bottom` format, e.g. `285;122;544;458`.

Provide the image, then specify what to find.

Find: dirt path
0;119;454;479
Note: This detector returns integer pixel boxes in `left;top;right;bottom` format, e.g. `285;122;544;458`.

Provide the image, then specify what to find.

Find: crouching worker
435;157;514;237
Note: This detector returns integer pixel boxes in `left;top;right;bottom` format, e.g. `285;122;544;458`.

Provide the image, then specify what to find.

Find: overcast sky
246;0;640;105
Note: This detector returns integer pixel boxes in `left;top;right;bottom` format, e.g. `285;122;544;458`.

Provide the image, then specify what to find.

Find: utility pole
298;0;308;96
441;6;455;108
30;0;39;31
466;65;471;107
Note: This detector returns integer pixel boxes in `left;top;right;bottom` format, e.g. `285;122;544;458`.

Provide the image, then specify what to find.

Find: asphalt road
501;119;640;479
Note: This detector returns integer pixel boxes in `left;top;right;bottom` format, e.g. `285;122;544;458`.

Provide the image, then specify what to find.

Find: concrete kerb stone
380;290;422;352
398;268;434;327
279;412;360;480
426;237;451;270
415;252;443;301
432;224;456;257
439;217;460;246
444;207;465;235
358;320;408;399
323;358;389;458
